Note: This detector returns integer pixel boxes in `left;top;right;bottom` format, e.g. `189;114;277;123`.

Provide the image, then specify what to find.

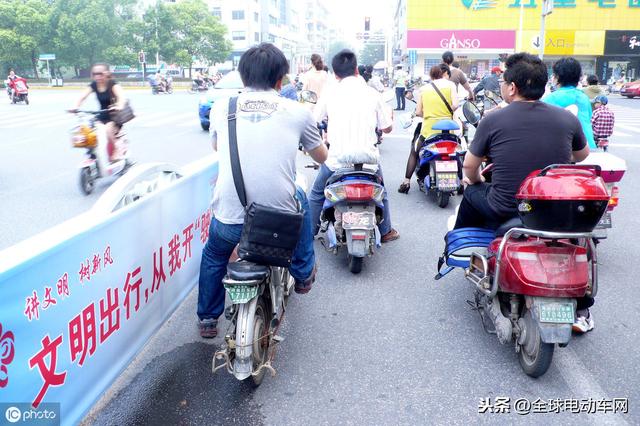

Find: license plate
539;303;574;324
224;284;258;304
342;211;374;229
436;172;459;191
596;213;612;229
435;160;458;172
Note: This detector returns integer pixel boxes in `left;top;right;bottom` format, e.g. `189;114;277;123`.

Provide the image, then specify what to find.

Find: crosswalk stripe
614;123;640;133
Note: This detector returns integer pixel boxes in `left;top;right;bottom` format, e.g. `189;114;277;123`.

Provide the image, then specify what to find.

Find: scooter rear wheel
437;191;450;208
249;298;271;387
79;167;95;195
518;310;554;378
348;256;363;274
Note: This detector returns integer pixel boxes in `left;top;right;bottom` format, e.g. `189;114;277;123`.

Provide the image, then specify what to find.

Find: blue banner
0;157;218;426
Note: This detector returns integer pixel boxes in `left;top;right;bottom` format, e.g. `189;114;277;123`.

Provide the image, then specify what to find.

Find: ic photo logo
2;403;59;425
5;406;21;423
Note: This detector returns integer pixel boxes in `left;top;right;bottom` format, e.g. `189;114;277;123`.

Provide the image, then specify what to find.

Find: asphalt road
3;90;640;425
0;87;211;250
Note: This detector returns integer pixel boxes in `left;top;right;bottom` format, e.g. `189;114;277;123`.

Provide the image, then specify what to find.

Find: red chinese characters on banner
123;266;142;320
151;247;167;294
78;260;91;284
104;245;114;268
199;210;212;244
68;303;97;366
56;273;70;299
24;290;40;322
168;234;182;276
92;253;102;275
99;288;120;344
182;223;194;262
28;334;66;408
42;287;57;310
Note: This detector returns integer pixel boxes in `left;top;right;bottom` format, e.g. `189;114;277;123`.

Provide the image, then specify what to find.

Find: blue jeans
308;164;392;236
197;187;315;321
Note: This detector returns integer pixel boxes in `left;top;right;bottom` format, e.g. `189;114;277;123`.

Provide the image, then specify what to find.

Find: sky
325;0;394;45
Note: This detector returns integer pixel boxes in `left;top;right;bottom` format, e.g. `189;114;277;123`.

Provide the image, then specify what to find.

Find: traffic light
138;51;146;64
364;17;370;32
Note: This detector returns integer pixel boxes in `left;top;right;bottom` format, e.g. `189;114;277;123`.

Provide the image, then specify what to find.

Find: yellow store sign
408;0;640;34
519;30;605;55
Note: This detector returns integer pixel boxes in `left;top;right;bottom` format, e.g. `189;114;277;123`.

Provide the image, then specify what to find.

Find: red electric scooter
463;164;609;377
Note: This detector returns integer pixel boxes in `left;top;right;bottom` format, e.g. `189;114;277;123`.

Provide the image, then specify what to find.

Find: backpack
435;227;495;280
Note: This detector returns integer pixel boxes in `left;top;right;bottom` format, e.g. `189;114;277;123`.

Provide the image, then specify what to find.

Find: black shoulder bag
430;82;454;115
227;97;304;267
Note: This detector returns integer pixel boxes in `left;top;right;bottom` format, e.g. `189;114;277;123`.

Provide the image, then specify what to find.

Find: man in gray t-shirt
197;44;328;338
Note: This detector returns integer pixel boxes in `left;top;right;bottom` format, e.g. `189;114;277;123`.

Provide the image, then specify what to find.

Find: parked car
198;71;244;131
620;79;640;98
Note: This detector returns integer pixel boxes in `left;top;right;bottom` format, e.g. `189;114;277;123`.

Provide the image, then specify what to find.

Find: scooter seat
326;168;381;186
495;217;525;237
431;119;460;131
421;132;461;147
226;261;270;282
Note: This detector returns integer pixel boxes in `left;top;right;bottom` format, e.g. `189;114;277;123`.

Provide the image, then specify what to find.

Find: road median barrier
0;156;218;426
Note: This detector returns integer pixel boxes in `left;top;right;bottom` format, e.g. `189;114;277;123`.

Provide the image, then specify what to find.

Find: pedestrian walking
394;64;408;110
591;95;615;151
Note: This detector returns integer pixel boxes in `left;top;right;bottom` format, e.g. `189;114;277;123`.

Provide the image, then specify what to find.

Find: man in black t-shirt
454;53;590;230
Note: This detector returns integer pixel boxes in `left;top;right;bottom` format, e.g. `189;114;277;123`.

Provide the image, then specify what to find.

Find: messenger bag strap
227;96;248;208
430;82;454;115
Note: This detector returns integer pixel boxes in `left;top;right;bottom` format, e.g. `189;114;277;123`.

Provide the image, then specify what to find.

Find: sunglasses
92;72;105;76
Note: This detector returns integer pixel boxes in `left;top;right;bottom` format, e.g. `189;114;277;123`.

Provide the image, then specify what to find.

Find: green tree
167;0;231;77
49;0;139;75
0;0;50;78
325;41;353;66
359;42;385;67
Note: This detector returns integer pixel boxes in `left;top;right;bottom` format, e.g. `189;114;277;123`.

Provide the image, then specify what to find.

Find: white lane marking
614;123;640;133
554;346;629;425
612;131;631;137
135;112;194;127
610;143;640;148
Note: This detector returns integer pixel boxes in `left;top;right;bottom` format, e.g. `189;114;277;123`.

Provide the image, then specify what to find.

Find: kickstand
466;298;496;335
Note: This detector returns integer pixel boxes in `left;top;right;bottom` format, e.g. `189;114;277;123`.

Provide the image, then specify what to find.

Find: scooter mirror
462;101;482;127
300;90;318;104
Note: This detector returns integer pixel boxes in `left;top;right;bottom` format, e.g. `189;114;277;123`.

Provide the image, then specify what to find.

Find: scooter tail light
607;186;619;211
344;183;375;201
425;141;463;155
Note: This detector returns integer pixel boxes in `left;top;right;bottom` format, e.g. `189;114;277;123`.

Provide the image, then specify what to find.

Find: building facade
394;0;640;82
207;0;310;71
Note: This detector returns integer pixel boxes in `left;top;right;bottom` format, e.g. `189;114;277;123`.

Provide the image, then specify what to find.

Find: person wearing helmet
591;95;615;151
473;66;502;96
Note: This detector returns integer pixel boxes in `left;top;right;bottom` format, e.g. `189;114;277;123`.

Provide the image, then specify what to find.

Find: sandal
398;182;410;194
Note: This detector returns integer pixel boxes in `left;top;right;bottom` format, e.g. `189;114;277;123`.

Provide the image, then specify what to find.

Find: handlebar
67;109;109;114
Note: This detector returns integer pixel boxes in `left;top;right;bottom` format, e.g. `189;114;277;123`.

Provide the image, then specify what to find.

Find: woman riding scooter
70;63;127;161
398;64;458;193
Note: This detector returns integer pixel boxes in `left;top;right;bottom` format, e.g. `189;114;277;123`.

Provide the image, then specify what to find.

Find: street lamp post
539;0;554;60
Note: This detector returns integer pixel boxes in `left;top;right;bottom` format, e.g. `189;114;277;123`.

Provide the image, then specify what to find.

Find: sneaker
295;264;317;295
572;311;594;333
381;228;400;243
198;318;218;338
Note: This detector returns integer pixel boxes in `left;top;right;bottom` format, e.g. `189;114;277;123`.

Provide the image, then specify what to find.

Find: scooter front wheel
79;167;95;195
518;310;554;378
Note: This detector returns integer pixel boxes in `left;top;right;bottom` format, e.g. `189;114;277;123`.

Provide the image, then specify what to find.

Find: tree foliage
0;0;231;77
0;0;50;77
359;42;385;67
325;41;354;67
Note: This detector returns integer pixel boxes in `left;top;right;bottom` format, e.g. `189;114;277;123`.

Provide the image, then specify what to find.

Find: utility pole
539;0;553;60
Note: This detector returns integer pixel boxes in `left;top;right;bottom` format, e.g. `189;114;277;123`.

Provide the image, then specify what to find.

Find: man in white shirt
309;50;399;243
